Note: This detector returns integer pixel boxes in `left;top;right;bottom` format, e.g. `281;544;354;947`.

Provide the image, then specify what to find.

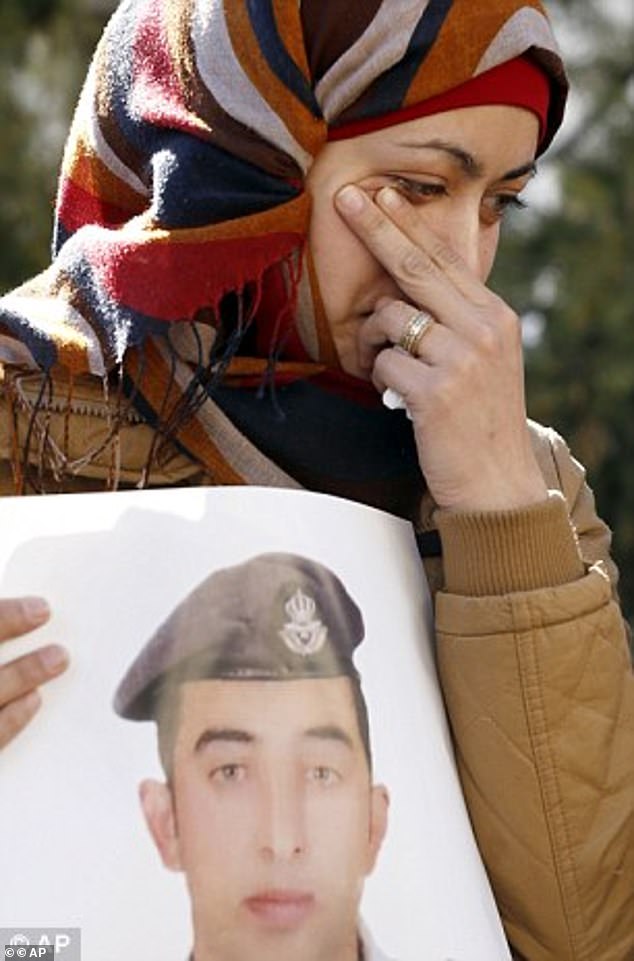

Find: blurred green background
1;1;633;624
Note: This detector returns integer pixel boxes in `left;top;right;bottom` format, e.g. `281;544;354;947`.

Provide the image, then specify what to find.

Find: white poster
0;487;511;961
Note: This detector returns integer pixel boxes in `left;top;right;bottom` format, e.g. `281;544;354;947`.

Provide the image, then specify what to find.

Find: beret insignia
279;588;328;656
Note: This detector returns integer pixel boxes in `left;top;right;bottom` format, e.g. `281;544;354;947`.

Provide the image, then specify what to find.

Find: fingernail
40;645;69;672
23;597;50;624
335;185;365;213
378;187;403;209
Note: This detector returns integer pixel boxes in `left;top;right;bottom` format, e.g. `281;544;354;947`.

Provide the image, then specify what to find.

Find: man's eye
210;763;246;783
307;765;340;785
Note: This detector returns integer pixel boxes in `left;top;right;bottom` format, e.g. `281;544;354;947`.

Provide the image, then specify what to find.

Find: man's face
141;678;388;961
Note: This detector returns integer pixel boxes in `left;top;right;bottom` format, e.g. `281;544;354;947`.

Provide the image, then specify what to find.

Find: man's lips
244;890;316;928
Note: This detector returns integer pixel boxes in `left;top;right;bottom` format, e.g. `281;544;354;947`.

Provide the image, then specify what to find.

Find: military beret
114;552;365;721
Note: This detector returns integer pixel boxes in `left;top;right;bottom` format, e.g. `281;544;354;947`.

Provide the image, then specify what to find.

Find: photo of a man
114;552;392;961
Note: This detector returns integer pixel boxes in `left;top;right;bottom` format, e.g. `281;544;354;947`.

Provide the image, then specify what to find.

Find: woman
0;2;631;959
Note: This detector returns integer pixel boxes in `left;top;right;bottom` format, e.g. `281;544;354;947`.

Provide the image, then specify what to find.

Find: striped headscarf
0;0;567;493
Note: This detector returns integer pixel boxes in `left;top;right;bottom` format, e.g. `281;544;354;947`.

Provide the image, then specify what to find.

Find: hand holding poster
0;487;511;961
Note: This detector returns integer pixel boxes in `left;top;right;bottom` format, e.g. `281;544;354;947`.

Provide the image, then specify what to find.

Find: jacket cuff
434;491;585;597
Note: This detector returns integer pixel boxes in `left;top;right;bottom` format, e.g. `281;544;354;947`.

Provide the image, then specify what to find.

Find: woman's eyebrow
499;160;538;181
390;137;537;182
392;138;485;177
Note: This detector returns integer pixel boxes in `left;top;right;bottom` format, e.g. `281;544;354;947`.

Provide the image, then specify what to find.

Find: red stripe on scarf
57;177;139;235
91;233;303;321
132;1;199;135
329;57;551;145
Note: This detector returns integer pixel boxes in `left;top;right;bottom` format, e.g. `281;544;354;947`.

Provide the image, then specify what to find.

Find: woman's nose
426;202;484;278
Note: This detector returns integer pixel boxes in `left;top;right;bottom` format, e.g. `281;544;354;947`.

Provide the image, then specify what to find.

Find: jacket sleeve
432;427;634;961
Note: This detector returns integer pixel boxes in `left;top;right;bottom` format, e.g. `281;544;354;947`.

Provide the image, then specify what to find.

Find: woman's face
306;104;539;377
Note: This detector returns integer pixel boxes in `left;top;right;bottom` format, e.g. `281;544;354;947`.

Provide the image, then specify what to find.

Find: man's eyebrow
194;728;254;753
303;725;355;750
391;138;537;182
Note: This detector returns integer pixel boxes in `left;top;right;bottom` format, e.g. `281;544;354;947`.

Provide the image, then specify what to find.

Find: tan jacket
430;433;633;961
1;370;632;961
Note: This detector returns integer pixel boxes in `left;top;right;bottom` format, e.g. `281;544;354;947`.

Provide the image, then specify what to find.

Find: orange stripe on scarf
125;342;246;485
224;0;324;158
404;0;547;106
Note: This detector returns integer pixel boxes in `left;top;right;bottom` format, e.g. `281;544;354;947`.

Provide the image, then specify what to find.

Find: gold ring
398;310;435;356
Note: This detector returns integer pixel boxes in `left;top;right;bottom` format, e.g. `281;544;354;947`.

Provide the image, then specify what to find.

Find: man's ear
366;784;390;874
139;778;183;872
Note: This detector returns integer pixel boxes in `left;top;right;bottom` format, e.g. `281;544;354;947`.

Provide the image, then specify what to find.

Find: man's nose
257;771;306;861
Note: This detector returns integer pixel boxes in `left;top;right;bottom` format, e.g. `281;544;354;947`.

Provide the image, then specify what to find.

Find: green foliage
493;2;634;621
0;0;110;290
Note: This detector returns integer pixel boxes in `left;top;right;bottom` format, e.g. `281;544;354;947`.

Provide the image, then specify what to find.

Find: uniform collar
187;923;394;961
359;920;395;961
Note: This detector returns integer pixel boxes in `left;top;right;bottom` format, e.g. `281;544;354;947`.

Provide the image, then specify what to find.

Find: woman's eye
360;175;446;204
483;193;528;222
390;177;447;202
210;763;246;783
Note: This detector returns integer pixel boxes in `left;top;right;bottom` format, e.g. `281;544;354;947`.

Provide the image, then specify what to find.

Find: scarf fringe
126;248;309;483
4;368;140;494
4;247;315;493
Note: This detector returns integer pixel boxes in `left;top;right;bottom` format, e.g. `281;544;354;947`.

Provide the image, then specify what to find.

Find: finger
335;185;467;325
335;185;489;330
0;689;41;750
360;300;432;363
0;597;50;642
359;299;452;370
375;187;490;304
0;645;69;706
371;346;434;401
357;299;406;371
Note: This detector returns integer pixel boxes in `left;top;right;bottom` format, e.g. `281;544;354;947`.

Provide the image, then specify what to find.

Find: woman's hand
0;597;68;749
335;184;549;512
